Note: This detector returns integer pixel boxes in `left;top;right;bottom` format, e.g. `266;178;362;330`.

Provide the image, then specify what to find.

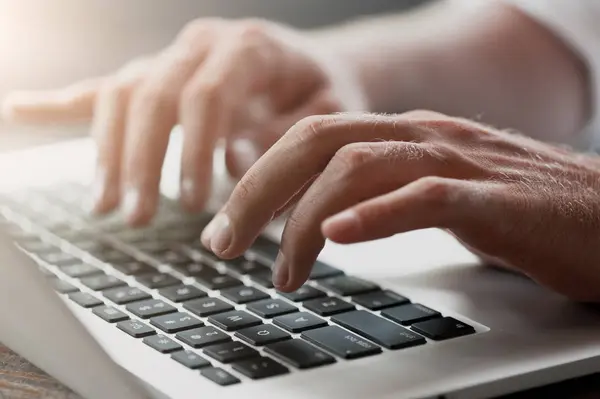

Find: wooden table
0;126;598;399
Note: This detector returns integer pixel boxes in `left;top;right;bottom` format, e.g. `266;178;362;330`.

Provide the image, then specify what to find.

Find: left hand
200;110;600;302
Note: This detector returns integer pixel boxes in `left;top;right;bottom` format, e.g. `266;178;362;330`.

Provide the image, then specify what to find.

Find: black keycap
60;263;102;278
93;306;129;323
301;326;382;359
136;272;180;289
92;246;132;264
112;260;155;276
208;310;262;331
156;250;192;266
195;272;243;290
318;276;379;296
150;312;203;333
176;326;231;348
382;304;441;326
249;236;279;261
81;274;126;291
203;341;259;363
51;279;79;294
38;252;81;267
68;292;103;308
303;297;355;317
331;310;426;350
159;284;206;303
248;269;274;288
265;339;336;369
126;299;177;319
225;257;270;275
235;324;291;346
170;262;215;277
200;367;240;386
103;286;151;305
309;261;344;280
183;297;234;317
352;290;410;310
273;312;327;333
143;334;183;353
117;320;156;338
220;286;270;304
172;350;211;369
278;285;326;302
232;357;289;380
247;298;298;318
411;317;476;340
135;240;171;254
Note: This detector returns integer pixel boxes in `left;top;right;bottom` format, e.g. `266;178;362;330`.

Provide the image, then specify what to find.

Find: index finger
201;113;422;258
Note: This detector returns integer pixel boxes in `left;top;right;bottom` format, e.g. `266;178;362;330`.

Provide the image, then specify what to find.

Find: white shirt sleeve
503;1;600;151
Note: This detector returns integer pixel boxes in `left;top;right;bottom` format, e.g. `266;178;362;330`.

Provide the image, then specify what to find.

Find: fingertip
122;188;156;227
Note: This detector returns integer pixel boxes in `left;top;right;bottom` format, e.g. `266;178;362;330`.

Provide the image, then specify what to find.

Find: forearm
314;1;590;143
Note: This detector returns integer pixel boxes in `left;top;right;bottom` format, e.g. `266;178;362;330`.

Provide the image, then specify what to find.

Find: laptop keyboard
0;182;477;387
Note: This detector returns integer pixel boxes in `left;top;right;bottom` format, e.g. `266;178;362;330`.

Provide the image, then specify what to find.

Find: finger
273;141;462;291
225;89;340;178
201;113;423;258
322;177;487;244
2;78;102;123
121;36;216;226
179;24;277;212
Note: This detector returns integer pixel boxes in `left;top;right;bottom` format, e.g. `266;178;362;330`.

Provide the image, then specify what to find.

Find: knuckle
235;173;260;201
332;143;378;173
98;79;130;105
177;18;219;44
403;109;447;120
415;176;453;205
289;115;337;144
234;19;270;41
181;77;223;108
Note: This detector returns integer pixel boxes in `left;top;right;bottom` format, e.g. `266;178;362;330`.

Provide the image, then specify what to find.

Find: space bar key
331;310;426;350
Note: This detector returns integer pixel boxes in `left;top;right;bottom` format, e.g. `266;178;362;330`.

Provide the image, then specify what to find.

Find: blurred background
0;0;427;149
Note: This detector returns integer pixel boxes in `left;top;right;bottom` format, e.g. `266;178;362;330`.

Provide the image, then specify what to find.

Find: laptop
0;129;600;399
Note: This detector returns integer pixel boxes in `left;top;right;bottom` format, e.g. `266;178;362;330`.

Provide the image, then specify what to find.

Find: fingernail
201;213;232;255
272;251;289;289
122;187;141;220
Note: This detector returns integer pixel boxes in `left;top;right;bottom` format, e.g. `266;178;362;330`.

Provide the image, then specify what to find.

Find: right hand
2;19;366;225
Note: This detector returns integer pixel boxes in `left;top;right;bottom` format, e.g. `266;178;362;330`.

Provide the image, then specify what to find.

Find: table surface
0;126;599;399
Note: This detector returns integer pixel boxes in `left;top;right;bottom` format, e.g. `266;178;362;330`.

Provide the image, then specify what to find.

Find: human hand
2;19;364;225
200;110;600;302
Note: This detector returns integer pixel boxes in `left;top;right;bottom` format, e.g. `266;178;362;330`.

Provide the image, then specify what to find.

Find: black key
273;312;327;333
318;276;379;296
303;297;355;317
172;350;211;369
136;272;180;289
93;306;129;323
220;286;270;304
247;298;298;318
301;326;382;359
225;257;270;275
248;269;274;288
117;320;156;338
278;285;326;302
126;299;177;319
68;292;103;308
195;272;243;290
208;310;262;331
112;260;155;276
203;341;259;363
250;236;279;261
382;304;441;326
331;310;426;350
51;279;79;294
135;240;171;254
411;317;476;340
200;367;240;386
60;263;102;278
265;339;336;369
81;274;126;291
103;286;151;305
155;250;192;266
232;357;289;380
159;284;206;303
235;324;290;346
309;261;344;280
352;290;410;310
171;262;215;277
183;297;234;317
91;246;132;264
151;312;203;333
176;326;231;348
143;334;183;353
37;252;81;267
